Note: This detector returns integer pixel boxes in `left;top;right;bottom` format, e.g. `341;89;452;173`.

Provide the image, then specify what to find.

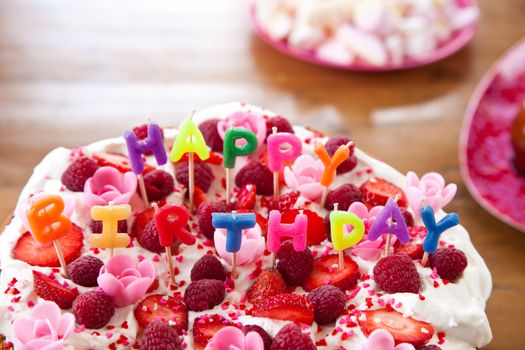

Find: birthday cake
0;102;492;350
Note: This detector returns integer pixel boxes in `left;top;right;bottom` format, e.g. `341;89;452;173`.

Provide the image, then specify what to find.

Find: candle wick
299;209;304;215
152;202;159;213
147;116;152;124
272;127;277;134
393;194;400;203
232;210;237;219
345;141;354;148
334;203;339;212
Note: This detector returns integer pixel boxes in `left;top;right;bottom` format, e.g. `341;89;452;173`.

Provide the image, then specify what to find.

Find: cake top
0;103;491;350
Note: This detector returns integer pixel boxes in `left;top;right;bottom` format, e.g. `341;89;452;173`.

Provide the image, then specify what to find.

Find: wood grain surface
0;0;524;348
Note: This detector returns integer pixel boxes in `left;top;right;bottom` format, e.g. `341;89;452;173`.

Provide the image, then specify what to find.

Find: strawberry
93;152;154;174
236;184;256;210
260;191;300;211
394;240;424;259
14;224;83;267
131;207;156;239
178;151;223;165
360;177;407;208
359;308;434;347
32;270;79;309
281;209;326;246
193;186;209;210
134;294;188;335
246;268;288;303
192;314;234;348
303;254;360;292
147;278;160;293
237;210;268;237
252;294;314;325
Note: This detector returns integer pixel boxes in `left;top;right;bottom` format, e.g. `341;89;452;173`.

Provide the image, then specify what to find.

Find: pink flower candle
406;171;457;215
217;111;267;149
283;154;324;200
214;224;265;266
83;166;137;208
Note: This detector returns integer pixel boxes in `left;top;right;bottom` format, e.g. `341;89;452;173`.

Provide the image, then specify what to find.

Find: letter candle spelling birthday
124;121;167;208
170;117;210;212
212;211;256;278
420;205;459;266
26;195;72;277
267;127;302;201
330;203;365;271
267;209;308;268
88;202;131;258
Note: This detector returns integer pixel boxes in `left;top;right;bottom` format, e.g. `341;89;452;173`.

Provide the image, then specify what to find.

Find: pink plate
249;0;479;72
460;38;525;232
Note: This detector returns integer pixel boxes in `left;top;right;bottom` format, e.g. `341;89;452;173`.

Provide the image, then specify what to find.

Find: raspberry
67;255;104;287
373;254;421;294
265;116;294;140
307;285;345;324
138;221;164;253
143;169;175;201
61;156;99;192
324;183;361;211
197;201;232;239
190;254;226;282
235;161;274;196
184;279;225;311
199;119;224;152
429;248;467;281
133;124;165;156
276;241;314;286
401;208;415;227
325;135;357;174
72;291;115;329
89;219;128;234
324;214;332;242
175;161;214;193
269;323;316;350
140;320;183;350
243;325;273;350
419;346;442;350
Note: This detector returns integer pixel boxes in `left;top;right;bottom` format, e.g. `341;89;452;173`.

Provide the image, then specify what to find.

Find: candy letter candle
223;128;258;203
330;203;365;271
154;203;195;284
315;141;352;207
212;211;256;278
421;205;459;266
170;117;210;212
88;203;131;257
368;197;409;256
26;195;72;277
267;128;302;200
124;122;167;207
267;209;308;267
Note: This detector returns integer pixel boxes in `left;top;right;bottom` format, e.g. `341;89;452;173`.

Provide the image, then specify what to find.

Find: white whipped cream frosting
0;102;491;349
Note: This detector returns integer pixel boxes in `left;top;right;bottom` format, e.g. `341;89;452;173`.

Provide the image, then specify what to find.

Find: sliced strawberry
395;240;424;260
236;184;256;210
193;186;209;211
146;278;160;293
134;294;188;335
303;254;360;292
93;152;154;174
260;191;300;211
360;177;407;208
193;314;234;348
14;224;83;267
252;294;314;325
358;308;434;347
32;270;79;309
131;207;156;239
237;210;268;237
178;151;223;165
281;209;326;246
247;268;288;303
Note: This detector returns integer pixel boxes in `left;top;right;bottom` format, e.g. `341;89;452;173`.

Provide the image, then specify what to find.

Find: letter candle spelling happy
267;209;308;268
330;203;365;271
124;121;167;208
267;127;302;201
420;205;459;266
88;202;131;258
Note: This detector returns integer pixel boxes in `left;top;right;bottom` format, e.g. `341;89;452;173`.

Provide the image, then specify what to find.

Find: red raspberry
419;346;442;350
133;124;165;156
324;183;361;211
401;208;415;227
175;161;214;193
61;156;99;192
140;320;183;350
324;214;332;242
67;255;104;287
184;279;225;311
235;161;274;196
243;325;273;350
265;116;294;140
89;219;128;234
197;201;232;239
269;323;316;350
307;285;345;324
373;254;421;294
429;248;467;281
199;119;224;152
138;221;164;254
190;254;226;282
276;241;314;286
143;169;175;201
72;291;114;329
325;135;357;174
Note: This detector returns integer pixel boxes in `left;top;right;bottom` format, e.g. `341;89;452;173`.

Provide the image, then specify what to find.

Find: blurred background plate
249;0;479;72
460;38;525;232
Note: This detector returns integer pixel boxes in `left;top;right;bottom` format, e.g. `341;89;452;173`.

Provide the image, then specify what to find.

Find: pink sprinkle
27;300;35;308
377;298;385;306
395;302;402;308
152;255;160;262
367;289;375;296
362;283;370;288
75;325;86;333
105;332;113;339
137;255;145;262
7;306;14;312
175;255;183;263
347;286;361;300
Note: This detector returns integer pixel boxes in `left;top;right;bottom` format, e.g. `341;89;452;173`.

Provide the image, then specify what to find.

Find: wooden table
0;0;523;348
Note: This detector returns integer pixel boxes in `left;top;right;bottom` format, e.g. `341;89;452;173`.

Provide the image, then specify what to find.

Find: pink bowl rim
249;0;480;72
459;37;525;232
